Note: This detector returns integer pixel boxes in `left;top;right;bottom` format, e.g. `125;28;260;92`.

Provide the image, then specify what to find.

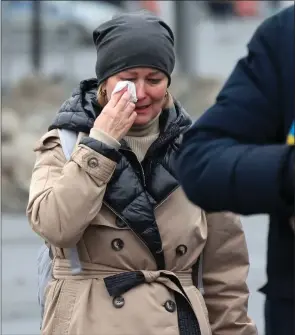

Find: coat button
116;218;127;228
88;157;99;168
113;296;125;308
111;238;124;251
176;244;188;256
164;300;176;313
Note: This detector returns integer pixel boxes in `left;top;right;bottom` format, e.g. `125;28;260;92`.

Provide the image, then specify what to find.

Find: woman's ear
97;83;108;107
163;91;174;109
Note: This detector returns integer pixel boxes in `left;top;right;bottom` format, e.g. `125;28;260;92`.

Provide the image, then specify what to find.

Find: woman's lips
135;104;151;113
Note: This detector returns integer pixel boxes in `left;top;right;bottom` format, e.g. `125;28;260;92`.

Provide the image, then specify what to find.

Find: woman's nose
135;82;147;100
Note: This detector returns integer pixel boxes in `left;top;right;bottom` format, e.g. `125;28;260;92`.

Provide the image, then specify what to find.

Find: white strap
197;252;204;295
57;128;82;275
58;129;78;160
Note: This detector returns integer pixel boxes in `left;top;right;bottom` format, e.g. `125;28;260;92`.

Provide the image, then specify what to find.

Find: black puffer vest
49;78;192;271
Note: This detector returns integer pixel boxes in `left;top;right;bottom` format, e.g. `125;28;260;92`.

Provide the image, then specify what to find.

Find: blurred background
1;1;293;334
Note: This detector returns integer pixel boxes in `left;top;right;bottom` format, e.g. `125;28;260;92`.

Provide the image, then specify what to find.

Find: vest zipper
139;164;146;187
121;148;146;187
121;148;181;209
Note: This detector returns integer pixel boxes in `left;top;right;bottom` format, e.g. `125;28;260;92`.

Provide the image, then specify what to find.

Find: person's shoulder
33;129;60;152
276;5;294;38
255;6;294;41
277;5;294;25
247;6;293;59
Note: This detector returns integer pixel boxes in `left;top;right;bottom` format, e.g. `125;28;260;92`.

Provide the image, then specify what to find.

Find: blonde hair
97;83;174;109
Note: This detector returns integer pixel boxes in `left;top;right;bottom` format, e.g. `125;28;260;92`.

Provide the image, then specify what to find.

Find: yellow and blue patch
286;121;295;145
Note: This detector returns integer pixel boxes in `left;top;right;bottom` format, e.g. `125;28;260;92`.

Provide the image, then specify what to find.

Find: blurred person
140;0;160;14
206;0;234;18
123;0;159;13
100;0;123;6
233;0;259;17
27;12;257;335
206;0;235;43
176;6;294;335
269;0;281;11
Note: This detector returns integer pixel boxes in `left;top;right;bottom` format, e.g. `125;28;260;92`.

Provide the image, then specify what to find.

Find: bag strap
197;252;204;295
57;129;82;275
58;128;78;160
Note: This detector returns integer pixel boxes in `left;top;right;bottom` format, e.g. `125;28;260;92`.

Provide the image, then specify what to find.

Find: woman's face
104;67;169;125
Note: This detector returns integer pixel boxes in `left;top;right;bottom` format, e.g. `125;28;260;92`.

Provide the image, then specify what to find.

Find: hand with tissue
93;81;137;141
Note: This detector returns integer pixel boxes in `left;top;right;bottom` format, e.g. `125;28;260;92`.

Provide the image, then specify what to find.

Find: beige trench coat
27;129;257;335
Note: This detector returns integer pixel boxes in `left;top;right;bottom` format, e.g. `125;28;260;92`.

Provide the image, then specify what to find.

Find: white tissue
111;81;137;103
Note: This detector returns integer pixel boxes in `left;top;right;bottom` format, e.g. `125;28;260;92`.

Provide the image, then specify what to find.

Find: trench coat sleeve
26;130;117;248
202;212;257;335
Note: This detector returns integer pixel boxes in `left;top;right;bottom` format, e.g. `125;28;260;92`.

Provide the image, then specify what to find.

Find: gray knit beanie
93;11;175;86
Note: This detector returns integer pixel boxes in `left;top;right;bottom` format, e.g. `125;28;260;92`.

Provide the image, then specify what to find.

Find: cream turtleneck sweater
89;113;160;162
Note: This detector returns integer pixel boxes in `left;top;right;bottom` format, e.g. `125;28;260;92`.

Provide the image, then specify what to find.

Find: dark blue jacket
176;6;294;299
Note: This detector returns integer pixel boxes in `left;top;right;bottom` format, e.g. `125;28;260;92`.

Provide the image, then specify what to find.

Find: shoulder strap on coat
57;129;82;275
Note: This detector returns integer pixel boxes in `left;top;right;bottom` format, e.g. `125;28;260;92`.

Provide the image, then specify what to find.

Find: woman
27;12;257;335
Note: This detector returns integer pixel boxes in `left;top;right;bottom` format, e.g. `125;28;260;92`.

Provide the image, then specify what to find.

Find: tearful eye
121;78;136;82
148;79;162;84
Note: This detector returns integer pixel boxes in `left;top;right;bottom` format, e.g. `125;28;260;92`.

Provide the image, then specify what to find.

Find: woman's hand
93;89;137;141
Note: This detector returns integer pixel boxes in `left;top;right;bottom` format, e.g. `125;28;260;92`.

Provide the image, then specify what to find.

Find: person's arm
26;129;120;248
176;13;294;216
202;212;257;335
27;88;138;247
